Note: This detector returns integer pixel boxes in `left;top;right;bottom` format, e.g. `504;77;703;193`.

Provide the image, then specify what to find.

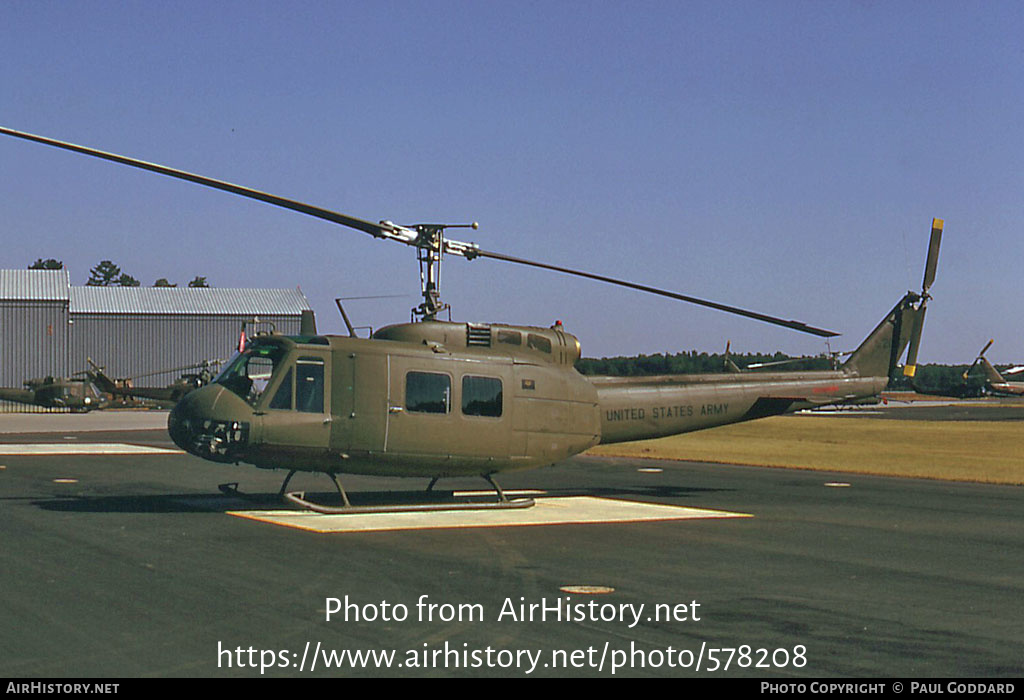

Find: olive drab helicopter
0;126;942;513
0;358;223;412
908;339;1024;399
86;358;223;407
961;340;1024;397
0;372;104;412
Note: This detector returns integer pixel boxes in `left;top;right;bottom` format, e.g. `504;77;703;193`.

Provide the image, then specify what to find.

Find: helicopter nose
167;389;201;453
168;385;251;463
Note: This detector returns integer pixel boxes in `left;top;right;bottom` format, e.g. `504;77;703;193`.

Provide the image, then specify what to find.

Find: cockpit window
268;367;293;409
214;344;287;406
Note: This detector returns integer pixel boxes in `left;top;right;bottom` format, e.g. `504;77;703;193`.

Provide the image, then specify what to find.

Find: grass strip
587;415;1023;485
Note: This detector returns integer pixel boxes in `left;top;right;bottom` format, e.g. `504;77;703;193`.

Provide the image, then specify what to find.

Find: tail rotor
963;339;994;381
902;218;943;378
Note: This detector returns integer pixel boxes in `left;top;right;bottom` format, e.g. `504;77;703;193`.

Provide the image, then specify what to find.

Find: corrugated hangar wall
0;271;313;413
0;302;72;413
0;271;71;413
68;313;302;387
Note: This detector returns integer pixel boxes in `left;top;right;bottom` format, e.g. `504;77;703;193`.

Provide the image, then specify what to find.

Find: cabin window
268;367;293;409
296;358;325;413
462;375;503;417
406;371;451;414
497;330;521;346
527;333;552;353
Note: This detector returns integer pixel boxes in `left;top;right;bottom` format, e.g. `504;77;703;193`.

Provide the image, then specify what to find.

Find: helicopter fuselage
0;378;102;412
168;318;893;480
169;321;602;478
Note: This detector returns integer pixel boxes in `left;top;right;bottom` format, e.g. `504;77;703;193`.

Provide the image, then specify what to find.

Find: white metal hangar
0;269;314;412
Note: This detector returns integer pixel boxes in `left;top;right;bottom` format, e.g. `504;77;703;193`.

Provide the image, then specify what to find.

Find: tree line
29;258;209;287
575;350;995;394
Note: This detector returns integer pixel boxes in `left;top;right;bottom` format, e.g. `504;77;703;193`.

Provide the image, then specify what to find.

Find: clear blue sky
4;1;1023;364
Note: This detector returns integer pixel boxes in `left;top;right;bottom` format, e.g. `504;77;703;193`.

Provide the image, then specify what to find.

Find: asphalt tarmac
1;412;1021;678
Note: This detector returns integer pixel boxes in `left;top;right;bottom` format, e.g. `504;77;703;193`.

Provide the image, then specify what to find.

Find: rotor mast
410;222;479;321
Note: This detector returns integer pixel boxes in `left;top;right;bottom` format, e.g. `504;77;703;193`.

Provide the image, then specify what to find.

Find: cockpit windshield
214;343;287;406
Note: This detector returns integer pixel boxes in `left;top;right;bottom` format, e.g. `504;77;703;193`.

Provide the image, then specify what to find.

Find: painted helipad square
228;496;751;533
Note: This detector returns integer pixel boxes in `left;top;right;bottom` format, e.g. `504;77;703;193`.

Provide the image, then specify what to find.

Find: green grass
587;415;1024;485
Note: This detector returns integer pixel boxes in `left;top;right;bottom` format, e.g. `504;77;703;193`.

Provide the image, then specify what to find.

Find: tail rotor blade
902;305;927;378
903;218;943;378
963;340;993;381
963;356;981;382
922;218;943;294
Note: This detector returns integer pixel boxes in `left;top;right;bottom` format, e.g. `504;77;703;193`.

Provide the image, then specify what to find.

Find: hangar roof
0;269;70;301
69;286;312;315
0;270;310;315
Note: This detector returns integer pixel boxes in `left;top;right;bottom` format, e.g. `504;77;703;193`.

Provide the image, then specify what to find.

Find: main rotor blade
0;126;390;238
0;126;837;338
471;248;839;337
126;360;222;381
746;358;807;369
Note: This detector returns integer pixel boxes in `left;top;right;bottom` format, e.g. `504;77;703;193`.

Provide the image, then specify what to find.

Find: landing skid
281;471;535;514
220;472;535;514
282;491;535;514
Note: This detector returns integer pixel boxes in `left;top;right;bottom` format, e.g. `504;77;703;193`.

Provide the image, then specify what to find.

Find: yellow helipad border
228;496;752;533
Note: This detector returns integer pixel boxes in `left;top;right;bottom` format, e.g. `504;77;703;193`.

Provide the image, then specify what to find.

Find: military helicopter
907;339;1024;399
0;126;942;513
961;340;1024;397
0;372;105;412
0;358;222;412
86;358;223;407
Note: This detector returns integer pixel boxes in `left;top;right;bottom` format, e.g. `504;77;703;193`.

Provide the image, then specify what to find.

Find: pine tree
29;258;63;269
86;260;121;286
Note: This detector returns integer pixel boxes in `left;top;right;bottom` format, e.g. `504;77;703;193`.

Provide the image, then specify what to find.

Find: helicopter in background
0;358;224;412
0;373;104;412
86;358;223;407
906;339;1024;399
0;126;942;513
961;340;1024;397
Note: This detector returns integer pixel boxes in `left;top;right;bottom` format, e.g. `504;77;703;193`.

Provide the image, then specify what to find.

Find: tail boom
592;372;885;445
